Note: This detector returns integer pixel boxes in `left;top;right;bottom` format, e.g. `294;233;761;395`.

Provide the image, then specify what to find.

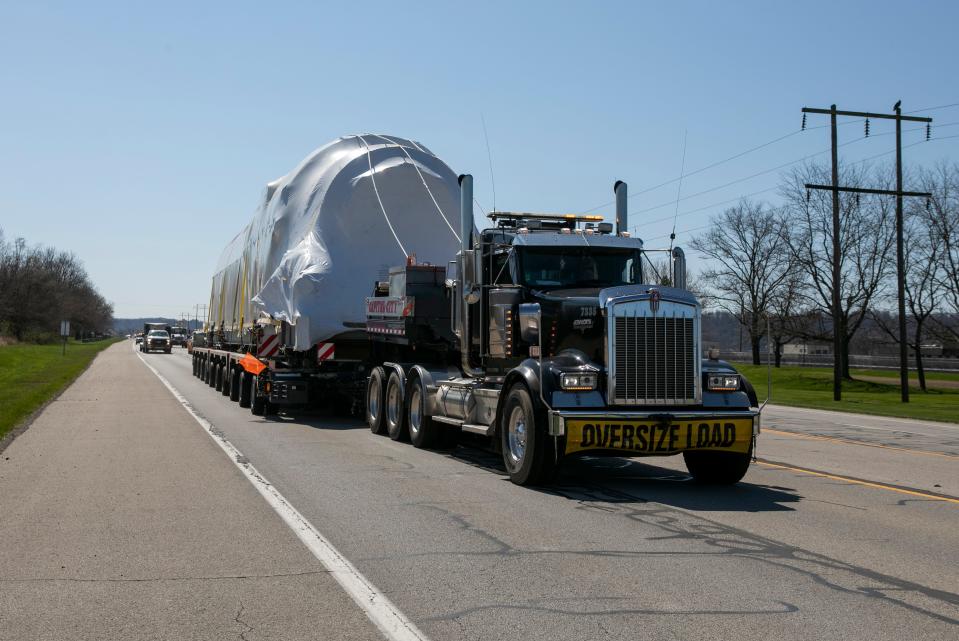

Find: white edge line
134;348;430;641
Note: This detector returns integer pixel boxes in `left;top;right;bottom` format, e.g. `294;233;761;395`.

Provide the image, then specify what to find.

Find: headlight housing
560;372;598;391
707;374;740;392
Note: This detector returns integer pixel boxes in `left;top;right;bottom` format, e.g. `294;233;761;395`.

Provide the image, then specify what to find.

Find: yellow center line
763;427;959;459
757;460;959;505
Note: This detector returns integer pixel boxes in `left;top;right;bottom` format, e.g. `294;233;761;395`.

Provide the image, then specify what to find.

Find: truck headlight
707;374;740;391
560;372;598;391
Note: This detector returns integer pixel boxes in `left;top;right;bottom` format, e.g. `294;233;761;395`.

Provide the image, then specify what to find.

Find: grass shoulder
732;362;959;424
0;338;122;442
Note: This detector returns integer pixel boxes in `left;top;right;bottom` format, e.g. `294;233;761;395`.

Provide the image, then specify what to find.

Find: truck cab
365;175;761;486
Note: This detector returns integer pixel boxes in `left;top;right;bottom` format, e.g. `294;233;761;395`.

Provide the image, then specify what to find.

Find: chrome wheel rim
409;386;422;436
387;381;400;427
507;405;528;466
368;376;381;422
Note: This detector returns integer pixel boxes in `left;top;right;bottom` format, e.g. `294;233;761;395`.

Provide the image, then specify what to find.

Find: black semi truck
191;174;761;486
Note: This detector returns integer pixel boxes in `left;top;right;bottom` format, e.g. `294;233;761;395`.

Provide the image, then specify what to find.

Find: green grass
0;338;121;441
733;362;959;424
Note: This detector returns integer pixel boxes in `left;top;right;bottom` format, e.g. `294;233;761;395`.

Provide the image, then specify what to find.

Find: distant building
782;341;833;356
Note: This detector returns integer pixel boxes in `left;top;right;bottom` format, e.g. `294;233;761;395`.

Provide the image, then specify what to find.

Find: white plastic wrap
208;134;462;350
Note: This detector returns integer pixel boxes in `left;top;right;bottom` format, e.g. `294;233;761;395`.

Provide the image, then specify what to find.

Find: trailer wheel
500;384;556;486
207;361;217;387
683;446;752;485
229;367;241;402
220;366;231;396
366;367;388;435
385;371;408;441
239;371;252;408
214;364;224;392
192;355;198;376
251;377;266;416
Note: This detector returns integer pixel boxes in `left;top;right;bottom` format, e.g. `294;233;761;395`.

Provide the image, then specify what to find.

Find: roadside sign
60;320;70;336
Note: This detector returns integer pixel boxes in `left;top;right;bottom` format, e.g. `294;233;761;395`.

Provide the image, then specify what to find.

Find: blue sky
1;1;956;318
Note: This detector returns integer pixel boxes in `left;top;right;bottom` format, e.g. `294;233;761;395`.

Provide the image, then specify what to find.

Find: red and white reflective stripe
317;342;335;362
258;333;280;358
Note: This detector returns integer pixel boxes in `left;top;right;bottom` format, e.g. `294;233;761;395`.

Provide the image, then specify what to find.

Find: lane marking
135;349;430;641
757;460;959;505
763;427;959;459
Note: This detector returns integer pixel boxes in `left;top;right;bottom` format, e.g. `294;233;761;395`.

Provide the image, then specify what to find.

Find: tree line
691;161;959;391
0;228;113;342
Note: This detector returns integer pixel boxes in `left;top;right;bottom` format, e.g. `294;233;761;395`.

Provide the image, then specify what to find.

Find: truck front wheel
499;385;556;486
385;371;407;441
366;367;387;435
683;446;752;485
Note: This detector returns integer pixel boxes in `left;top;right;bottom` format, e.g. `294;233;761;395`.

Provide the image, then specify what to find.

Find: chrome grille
609;300;700;405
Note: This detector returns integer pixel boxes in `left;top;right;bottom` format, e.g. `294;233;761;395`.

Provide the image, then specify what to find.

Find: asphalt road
2;342;957;640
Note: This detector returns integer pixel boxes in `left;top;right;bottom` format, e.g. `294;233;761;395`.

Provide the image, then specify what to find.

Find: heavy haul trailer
363;175;762;486
189;134;463;416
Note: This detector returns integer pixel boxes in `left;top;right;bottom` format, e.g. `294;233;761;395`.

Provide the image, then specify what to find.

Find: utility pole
801;102;931;403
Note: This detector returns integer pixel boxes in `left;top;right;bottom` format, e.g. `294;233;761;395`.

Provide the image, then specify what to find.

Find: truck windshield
519;248;642;289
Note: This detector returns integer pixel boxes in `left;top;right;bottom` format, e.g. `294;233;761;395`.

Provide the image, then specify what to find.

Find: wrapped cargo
208;134;462;350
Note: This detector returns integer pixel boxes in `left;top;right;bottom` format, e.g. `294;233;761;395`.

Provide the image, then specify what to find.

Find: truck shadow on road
447;442;802;512
549;456;802;513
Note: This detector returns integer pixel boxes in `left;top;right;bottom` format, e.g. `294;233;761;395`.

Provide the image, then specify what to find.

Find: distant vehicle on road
169;327;188;346
134;333;143;344
141;330;172;353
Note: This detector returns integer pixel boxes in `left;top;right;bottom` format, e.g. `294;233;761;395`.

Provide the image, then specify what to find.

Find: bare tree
921;163;959;344
870;202;944;391
691;199;795;364
781;163;896;378
767;270;809;367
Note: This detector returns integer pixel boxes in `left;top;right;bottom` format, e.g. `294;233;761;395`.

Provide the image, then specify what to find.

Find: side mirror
518;303;541;343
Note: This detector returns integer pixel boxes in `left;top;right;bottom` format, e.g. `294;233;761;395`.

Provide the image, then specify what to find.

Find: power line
583;127;806;212
584;100;959;214
628;123;957;230
640;134;959;244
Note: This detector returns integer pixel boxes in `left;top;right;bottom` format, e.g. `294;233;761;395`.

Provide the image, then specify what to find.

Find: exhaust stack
614;180;627;235
457;174;483;377
672;247;687;290
459;174;473;256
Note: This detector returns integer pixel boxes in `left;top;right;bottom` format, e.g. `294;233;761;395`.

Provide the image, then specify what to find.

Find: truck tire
366;367;387;435
407;375;440;449
499;384;556;486
192;355;198;376
239;371;252;408
207;361;217;387
215;364;224;392
229;367;241;402
385;371;408;441
220;367;231;396
251;377;266;416
683;445;752;485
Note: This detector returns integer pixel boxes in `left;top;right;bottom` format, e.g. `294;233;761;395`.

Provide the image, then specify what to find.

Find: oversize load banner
565;419;752;455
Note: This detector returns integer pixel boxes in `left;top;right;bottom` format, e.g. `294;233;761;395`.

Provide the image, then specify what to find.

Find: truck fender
407;365;458;417
494;359;544;438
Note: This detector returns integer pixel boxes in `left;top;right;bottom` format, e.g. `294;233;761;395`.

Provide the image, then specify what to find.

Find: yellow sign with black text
564;418;752;456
